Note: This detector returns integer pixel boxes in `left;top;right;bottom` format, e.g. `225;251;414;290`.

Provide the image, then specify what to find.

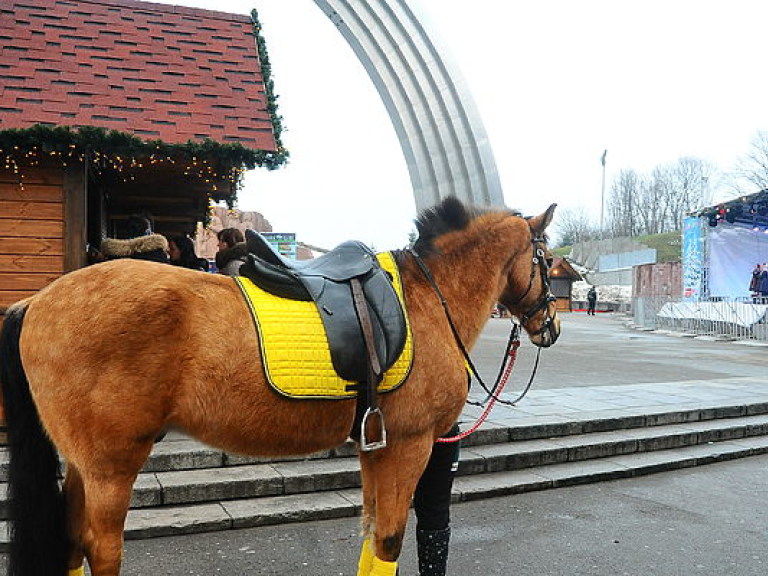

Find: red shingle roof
0;0;277;150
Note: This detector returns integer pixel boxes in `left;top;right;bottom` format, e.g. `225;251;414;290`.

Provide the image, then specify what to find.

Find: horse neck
409;242;511;348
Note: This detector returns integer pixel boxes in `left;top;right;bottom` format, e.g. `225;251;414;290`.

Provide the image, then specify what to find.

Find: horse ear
529;204;557;236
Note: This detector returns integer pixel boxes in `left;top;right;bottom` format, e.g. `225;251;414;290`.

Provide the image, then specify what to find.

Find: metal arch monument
313;0;504;212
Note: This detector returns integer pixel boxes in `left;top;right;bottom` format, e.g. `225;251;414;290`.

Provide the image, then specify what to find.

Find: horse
0;197;560;576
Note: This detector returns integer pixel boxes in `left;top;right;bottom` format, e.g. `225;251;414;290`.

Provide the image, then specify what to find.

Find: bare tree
553;207;597;247
606;158;714;238
666;157;710;228
732;130;768;193
635;170;667;235
607;169;642;237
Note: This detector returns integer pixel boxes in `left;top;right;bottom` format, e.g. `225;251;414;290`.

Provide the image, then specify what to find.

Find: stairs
3;397;768;543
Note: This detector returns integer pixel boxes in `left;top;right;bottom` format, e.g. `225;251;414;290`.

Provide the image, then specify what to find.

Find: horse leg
64;464;87;575
357;453;378;575
79;470;139;576
357;435;434;576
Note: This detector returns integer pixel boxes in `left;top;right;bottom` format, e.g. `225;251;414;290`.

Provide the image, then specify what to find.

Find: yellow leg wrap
357;538;375;576
68;567;85;576
369;555;398;576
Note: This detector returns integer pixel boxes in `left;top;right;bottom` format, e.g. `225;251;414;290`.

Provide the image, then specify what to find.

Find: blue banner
682;217;703;301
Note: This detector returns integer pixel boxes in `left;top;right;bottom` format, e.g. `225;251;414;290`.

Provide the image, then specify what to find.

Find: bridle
406;228;558;412
506;231;559;344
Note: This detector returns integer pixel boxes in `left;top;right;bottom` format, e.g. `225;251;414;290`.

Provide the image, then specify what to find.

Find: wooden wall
550;277;574;312
0;167;66;319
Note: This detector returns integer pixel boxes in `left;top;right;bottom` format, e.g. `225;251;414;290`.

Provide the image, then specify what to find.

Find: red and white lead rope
435;338;521;444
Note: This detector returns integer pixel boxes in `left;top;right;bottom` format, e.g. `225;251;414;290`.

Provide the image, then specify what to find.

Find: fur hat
100;234;169;258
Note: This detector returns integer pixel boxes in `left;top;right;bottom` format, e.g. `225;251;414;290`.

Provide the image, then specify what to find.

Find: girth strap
351;278;386;451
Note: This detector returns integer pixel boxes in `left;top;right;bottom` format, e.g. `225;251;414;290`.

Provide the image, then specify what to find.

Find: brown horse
0;197;559;576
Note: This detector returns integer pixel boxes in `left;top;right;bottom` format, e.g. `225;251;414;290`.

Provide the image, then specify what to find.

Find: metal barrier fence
632;296;768;341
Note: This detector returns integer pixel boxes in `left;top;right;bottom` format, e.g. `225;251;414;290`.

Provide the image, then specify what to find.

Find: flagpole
600;149;607;239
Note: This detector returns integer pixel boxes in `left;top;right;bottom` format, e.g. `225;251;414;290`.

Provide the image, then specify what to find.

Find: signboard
682;216;703;301
261;232;297;260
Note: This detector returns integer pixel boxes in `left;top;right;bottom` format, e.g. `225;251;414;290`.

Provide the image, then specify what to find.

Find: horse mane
408;196;520;257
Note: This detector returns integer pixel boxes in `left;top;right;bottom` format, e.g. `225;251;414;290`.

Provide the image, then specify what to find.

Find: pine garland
251;8;287;158
0;9;289;217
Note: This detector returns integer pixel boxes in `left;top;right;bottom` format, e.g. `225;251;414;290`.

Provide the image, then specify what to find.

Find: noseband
508;233;558;342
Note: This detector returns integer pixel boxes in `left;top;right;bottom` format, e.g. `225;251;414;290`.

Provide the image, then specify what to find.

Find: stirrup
360;407;387;452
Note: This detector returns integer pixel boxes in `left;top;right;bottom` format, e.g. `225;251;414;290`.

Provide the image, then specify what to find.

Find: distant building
195;206;273;260
549;257;582;311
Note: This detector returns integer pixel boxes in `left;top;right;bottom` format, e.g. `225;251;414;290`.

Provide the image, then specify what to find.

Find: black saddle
239;229;407;385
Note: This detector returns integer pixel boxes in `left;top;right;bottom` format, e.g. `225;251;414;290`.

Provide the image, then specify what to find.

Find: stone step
3;414;768;546
459;413;768;474
2;401;767;482
3;412;768;524
111;434;768;540
0;432;360;483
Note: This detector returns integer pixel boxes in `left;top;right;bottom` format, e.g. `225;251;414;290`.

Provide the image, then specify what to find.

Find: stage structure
646;190;768;341
685;189;768;301
313;0;504;211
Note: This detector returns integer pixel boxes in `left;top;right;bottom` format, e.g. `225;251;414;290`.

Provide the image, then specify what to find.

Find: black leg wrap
416;526;451;576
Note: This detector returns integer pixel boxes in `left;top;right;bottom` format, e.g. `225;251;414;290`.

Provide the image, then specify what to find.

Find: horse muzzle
528;313;560;348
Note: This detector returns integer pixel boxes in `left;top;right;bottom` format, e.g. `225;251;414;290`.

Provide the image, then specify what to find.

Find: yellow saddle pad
235;251;413;399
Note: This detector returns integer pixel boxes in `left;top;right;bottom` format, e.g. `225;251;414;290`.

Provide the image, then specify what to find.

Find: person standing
412;425;460;576
100;213;169;264
587;286;597;316
751;263;761;293
759;264;768;302
168;235;209;271
215;228;248;276
359;426;461;576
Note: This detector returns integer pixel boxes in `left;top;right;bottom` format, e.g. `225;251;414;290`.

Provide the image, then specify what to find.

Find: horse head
499;204;561;348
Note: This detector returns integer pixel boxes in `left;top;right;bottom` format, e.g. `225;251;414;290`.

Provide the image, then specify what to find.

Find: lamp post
600;149;607;239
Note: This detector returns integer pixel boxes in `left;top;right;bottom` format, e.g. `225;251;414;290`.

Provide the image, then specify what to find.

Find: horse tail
0;302;69;576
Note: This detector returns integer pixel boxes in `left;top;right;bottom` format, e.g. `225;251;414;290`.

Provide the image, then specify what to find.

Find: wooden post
63;159;88;273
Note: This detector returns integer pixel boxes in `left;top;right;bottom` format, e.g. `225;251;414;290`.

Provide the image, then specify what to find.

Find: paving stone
608;448;699;476
131;474;162;508
223;491;358;529
270;457;361;494
728;435;768;452
460;420;509;447
455;448;489;475
534;458;633;487
224;450;331;466
580;414;647;433
454;469;553;501
337;487;364;510
747;401;768;415
125;503;232;539
143;439;223;473
507;419;582;441
156;464;284;504
332;441;359;458
471;439;569;472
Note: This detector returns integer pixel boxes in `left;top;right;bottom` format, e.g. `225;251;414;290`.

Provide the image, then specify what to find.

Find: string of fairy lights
1;143;263;193
1;131;287;229
2;8;288;224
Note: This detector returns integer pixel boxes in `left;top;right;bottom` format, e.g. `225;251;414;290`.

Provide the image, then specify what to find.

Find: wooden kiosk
0;0;287;323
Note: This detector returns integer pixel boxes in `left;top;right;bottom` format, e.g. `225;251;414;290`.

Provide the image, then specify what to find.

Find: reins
408;233;554;443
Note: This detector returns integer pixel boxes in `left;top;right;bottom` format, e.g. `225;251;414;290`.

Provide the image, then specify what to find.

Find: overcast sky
152;0;768;250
